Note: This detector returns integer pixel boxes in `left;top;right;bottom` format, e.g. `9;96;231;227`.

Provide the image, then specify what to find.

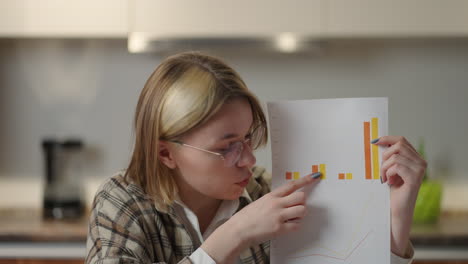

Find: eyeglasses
169;126;263;167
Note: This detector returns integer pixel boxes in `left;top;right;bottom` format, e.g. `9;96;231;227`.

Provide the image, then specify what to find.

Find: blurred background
0;0;467;263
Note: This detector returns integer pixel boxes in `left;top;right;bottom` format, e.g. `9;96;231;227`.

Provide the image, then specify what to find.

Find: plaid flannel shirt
86;166;271;264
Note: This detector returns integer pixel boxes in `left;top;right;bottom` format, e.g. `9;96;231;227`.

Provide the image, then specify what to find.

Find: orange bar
364;121;372;180
339;173;345;180
312;165;319;173
286;172;292;180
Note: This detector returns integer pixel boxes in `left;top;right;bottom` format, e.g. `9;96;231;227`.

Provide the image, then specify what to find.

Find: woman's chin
217;188;245;201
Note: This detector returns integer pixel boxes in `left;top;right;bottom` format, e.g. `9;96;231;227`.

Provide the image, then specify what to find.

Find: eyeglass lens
221;125;262;167
223;141;244;167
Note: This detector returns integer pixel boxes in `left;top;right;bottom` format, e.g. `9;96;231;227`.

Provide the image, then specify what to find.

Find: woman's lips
236;170;253;187
236;175;252;187
236;178;250;187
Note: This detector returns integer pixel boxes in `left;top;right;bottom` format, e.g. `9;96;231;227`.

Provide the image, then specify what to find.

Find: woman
86;52;426;264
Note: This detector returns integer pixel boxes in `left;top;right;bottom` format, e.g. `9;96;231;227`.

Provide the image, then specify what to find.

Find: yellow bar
319;164;326;179
371;117;380;180
293;172;300;180
346;173;353;180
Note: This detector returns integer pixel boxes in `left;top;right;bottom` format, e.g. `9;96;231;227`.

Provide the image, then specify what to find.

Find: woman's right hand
201;173;320;263
230;173;321;246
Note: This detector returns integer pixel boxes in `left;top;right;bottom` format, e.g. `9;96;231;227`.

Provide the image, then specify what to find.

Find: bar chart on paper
268;98;390;264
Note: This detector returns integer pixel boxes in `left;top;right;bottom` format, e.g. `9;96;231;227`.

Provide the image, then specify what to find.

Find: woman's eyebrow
217;130;252;141
216;123;254;142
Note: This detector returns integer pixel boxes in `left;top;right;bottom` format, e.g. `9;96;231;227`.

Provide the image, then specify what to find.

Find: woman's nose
236;142;256;168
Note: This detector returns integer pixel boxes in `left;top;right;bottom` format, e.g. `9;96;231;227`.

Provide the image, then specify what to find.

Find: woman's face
170;98;257;201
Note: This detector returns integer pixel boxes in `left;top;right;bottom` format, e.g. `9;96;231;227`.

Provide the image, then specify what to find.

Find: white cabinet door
325;0;468;37
0;0;128;37
131;0;323;38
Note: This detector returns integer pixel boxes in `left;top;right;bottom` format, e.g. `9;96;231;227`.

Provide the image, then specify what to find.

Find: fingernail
311;172;322;179
371;138;380;144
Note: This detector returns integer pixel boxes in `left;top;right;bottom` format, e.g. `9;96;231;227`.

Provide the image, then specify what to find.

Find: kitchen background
1;0;468;263
1;38;467;210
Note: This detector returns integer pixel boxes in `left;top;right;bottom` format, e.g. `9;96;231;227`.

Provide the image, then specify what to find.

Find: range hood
128;0;324;53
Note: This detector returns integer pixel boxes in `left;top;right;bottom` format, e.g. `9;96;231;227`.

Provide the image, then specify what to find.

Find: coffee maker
42;138;84;219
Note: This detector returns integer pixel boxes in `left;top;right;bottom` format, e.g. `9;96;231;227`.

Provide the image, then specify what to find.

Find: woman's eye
217;147;229;153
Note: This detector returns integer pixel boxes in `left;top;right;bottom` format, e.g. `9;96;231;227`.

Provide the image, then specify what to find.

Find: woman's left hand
374;136;427;258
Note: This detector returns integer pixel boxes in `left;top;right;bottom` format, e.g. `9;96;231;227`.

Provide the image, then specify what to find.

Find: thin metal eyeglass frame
170;137;252;166
169;125;263;166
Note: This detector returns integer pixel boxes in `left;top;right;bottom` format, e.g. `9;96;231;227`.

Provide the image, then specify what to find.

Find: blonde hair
125;52;268;210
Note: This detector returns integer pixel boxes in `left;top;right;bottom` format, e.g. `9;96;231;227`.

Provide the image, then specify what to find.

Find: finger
281;191;306;208
373;136;416;152
382;149;426;182
385;163;423;187
281;205;307;222
382;140;420;162
274;173;321;197
381;154;416;184
388;174;404;187
380;154;400;184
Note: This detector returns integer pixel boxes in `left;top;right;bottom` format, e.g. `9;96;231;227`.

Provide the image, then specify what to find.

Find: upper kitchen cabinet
0;0;127;38
128;0;323;53
324;0;468;37
2;0;467;40
131;0;322;38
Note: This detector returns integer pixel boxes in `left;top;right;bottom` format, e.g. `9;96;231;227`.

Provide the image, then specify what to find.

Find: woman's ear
158;141;177;169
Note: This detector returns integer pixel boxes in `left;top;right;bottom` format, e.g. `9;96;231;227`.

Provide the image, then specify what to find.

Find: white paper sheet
268;98;390;264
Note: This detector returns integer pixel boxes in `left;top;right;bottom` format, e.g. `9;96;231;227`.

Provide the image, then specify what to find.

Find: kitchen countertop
0;208;88;259
2;209;468;244
0;208;87;242
411;211;468;246
0;209;467;259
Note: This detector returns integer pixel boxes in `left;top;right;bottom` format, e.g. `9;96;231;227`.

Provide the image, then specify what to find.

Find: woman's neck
177;181;222;234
